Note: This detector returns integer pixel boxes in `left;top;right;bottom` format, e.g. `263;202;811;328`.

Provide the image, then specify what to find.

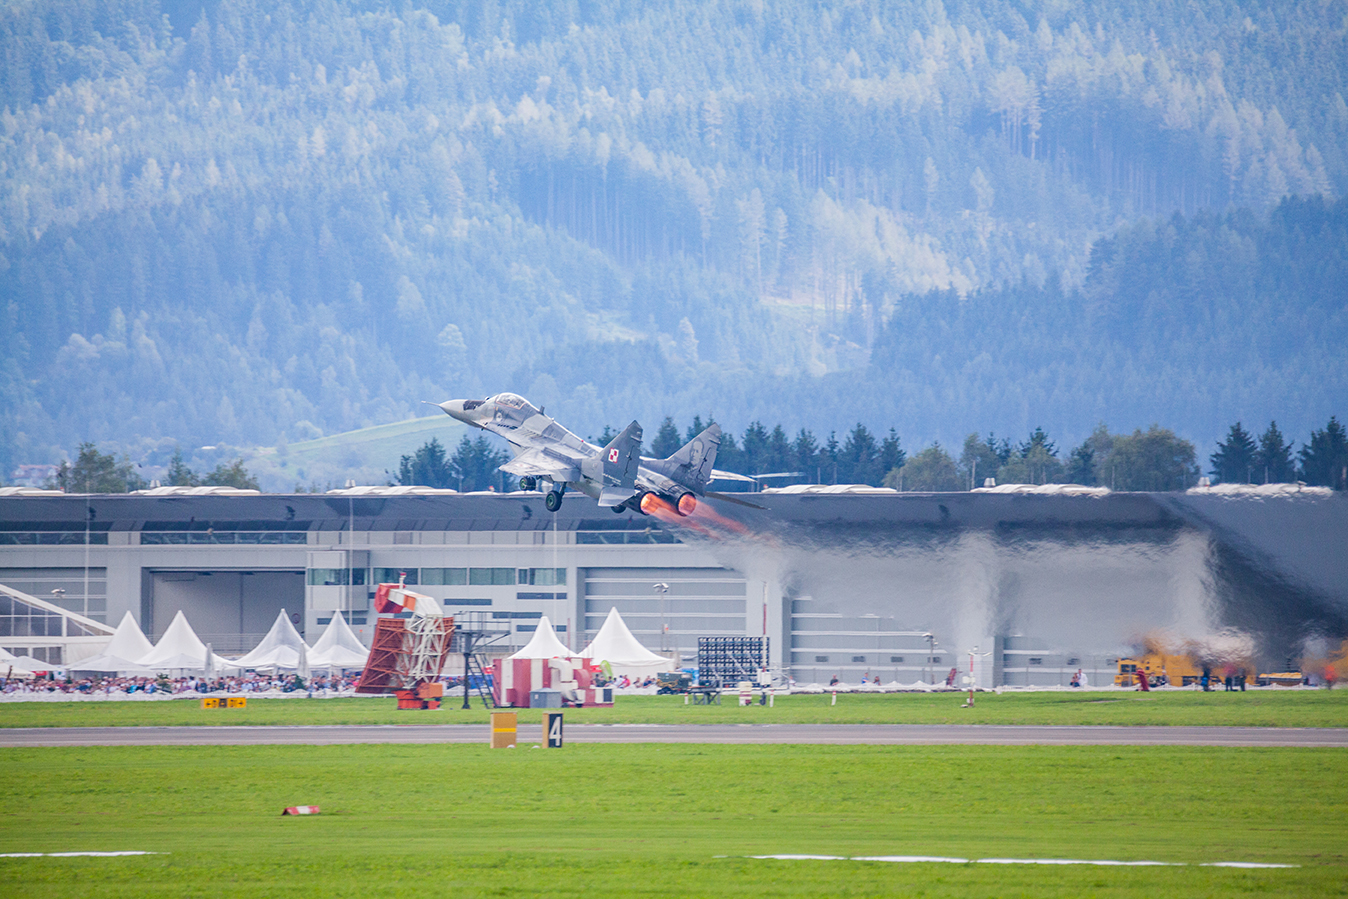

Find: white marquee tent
72;611;156;675
307;611;370;670
579;607;674;677
232;609;310;671
137;610;238;673
507;616;579;659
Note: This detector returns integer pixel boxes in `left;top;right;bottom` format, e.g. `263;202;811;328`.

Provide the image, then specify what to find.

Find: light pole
923;632;935;684
653;583;670;652
345;479;356;624
961;647;992;707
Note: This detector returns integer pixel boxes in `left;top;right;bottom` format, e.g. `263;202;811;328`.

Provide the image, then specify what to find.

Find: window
421;568;467;586
851;655;866;663
469;568;515;586
889;656;904;663
929;656;942;664
1067;657;1080;666
373;568;417;586
814;655;829;663
1028;657;1044;666
307;568;367;586
308;569;345;586
517;568;566;586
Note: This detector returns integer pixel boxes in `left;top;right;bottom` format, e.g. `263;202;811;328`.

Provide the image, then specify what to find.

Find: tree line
394;414;1346;493
36;413;1348;494
47;444;259;492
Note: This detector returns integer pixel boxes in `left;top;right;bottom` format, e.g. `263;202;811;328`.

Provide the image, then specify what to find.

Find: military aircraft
435;393;641;512
436;393;741;515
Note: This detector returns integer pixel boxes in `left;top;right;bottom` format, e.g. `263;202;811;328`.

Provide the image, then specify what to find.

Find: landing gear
545;490;564;512
518;476;537;492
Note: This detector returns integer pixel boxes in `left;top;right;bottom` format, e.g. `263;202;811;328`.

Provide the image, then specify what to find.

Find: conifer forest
3;0;1345;488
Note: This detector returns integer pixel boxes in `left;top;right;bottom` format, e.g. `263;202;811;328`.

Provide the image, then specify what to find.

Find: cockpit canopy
489;393;538;414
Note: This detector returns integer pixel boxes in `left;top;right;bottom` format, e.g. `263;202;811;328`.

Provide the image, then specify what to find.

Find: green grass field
1;743;1344;897
4;689;1347;729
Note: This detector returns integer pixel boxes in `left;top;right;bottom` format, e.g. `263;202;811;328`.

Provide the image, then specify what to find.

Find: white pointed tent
579;607;674;676
232;609;310;671
137;610;237;673
72;611;156;675
0;646;42;676
307;612;369;670
507;616;579;659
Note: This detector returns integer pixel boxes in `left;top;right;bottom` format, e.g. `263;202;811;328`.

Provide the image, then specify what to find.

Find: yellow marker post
490;711;517;748
201;696;248;709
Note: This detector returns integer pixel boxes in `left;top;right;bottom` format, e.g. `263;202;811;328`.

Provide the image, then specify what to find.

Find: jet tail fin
656;423;721;494
596;420;643;504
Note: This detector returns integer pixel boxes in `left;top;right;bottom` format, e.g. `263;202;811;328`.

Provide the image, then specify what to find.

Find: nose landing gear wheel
545;490;564;512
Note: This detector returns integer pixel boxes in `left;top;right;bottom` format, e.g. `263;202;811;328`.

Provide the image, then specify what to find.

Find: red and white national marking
608;448;620;462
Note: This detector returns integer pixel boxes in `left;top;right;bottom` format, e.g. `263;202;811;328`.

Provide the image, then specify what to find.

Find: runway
3;724;1346;748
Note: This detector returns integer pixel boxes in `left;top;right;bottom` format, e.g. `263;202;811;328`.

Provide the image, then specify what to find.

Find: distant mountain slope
2;0;1344;475
244;414;469;492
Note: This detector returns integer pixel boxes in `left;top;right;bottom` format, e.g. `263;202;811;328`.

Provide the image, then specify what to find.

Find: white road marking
746;855;1297;868
0;851;163;858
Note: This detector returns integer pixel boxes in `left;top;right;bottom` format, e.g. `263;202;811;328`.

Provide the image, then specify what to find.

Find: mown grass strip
3;689;1347;728
0;743;1343;897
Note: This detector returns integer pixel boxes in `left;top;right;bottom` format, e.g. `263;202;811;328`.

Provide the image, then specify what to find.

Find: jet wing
500;447;581;483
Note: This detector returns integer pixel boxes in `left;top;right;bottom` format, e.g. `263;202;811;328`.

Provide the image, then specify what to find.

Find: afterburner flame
639;493;667;516
678;493;698;516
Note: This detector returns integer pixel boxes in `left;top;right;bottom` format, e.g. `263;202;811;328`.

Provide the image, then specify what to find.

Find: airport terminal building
2;486;1345;686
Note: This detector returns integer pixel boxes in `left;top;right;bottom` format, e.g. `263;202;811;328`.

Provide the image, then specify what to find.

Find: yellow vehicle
1114;651;1252;688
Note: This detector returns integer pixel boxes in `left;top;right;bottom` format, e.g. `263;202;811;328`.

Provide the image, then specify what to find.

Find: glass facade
468;567;516;586
307;568;368;586
421;568;468;586
0;592;104;638
517;567;566;586
372;568;417;586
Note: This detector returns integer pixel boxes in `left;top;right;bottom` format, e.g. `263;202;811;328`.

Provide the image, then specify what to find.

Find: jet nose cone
437;399;466;420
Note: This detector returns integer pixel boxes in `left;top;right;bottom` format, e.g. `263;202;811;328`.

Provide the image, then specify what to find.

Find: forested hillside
2;0;1345;480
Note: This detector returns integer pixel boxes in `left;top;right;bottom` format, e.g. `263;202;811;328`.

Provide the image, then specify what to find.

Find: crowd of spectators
1;672;360;696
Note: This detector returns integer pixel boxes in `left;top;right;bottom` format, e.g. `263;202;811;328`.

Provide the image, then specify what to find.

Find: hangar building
1;486;1344;686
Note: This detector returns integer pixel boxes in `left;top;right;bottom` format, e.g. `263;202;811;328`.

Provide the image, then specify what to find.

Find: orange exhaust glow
691;500;749;534
677;494;698;516
639;493;666;516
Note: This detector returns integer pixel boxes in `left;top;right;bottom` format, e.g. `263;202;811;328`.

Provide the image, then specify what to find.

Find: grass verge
3;689;1347;728
0;743;1343;897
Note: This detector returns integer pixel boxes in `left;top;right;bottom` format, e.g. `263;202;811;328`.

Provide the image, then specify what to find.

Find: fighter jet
436;393;642;512
436;393;747;515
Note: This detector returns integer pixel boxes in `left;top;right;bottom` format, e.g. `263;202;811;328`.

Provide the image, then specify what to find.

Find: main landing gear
545;490;564;512
518;476;537;492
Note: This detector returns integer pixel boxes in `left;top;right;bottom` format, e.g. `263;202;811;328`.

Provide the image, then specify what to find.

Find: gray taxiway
3;723;1345;748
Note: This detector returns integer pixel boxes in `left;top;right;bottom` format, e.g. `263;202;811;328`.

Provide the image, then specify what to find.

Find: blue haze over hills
2;0;1345;480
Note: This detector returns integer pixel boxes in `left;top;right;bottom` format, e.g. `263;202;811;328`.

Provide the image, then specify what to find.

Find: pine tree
740;421;770;474
1066;443;1096;486
1254;421;1296;484
879;429;906;483
166;448;199;487
1299;416;1348;490
1210;422;1258;484
398;438;454;489
791;429;819;482
651;416;681;458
